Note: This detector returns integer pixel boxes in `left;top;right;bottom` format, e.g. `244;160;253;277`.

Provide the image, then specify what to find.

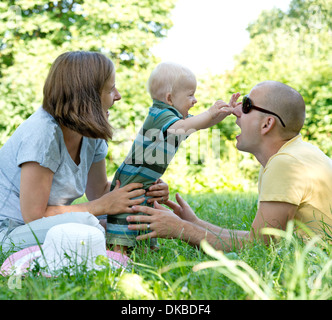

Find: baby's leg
113;244;128;256
106;214;137;256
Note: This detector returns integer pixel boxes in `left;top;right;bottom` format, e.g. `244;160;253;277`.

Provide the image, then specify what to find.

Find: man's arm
127;201;250;251
126;197;298;251
165;193;250;249
196;201;298;247
183;222;250;251
251;201;298;243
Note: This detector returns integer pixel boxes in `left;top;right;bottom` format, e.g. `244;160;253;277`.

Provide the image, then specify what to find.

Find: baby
107;62;239;254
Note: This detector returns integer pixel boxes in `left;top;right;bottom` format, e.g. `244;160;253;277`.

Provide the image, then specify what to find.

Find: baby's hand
208;100;229;119
206;100;233;126
207;93;241;125
229;92;241;108
212;93;241;118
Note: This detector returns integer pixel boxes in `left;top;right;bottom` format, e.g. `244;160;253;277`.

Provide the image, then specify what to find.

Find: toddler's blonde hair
147;62;196;101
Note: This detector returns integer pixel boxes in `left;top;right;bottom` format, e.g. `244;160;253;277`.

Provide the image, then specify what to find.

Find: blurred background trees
0;0;175;143
0;0;331;194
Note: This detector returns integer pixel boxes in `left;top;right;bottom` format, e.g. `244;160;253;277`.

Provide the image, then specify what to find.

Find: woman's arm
20;162;54;223
85;159;111;200
20;161;146;223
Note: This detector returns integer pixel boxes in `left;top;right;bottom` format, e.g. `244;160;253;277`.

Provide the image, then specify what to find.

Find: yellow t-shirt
258;135;332;236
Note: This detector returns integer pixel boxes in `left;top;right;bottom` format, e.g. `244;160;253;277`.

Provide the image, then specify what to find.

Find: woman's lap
0;212;104;253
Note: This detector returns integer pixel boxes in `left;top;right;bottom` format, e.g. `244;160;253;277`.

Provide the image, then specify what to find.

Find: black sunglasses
242;95;286;127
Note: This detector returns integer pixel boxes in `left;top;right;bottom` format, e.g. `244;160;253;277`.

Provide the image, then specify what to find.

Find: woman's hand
91;180;146;216
146;178;169;204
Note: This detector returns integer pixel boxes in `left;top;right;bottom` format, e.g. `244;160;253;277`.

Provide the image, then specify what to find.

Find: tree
0;0;176;147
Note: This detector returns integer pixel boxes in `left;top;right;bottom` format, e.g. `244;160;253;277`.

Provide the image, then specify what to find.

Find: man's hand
164;193;199;224
126;201;185;240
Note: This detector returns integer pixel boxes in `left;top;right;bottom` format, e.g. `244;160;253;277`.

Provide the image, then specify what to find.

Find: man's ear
261;116;276;135
165;92;173;106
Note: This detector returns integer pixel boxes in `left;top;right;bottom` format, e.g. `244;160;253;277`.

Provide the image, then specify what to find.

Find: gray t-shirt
0;107;108;223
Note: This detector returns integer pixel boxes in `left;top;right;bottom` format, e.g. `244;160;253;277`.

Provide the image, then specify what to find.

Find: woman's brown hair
43;51;114;140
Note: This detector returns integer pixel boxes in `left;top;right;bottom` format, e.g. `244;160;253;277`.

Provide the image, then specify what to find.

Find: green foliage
162;140;259;194
0;0;176;145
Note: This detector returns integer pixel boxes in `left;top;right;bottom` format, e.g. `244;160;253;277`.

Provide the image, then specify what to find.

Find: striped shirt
110;99;190;190
106;100;191;246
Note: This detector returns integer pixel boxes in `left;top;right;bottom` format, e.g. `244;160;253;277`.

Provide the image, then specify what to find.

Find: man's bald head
250;81;306;137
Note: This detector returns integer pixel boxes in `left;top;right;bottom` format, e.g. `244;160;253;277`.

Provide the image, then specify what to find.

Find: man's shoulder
261;152;305;186
267;152;302;170
269;135;331;170
267;136;311;168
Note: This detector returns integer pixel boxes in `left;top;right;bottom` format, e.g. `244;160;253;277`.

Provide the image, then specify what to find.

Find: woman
0;51;169;253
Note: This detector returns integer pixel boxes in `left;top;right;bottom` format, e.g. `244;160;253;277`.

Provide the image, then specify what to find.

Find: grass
0;192;331;300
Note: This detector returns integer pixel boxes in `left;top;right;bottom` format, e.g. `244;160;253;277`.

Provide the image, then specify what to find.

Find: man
126;81;332;250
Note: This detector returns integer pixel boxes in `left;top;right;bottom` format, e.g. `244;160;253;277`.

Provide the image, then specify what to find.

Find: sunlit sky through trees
152;0;292;75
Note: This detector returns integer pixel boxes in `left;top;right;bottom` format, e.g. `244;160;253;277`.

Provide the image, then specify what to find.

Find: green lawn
0;192;331;300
